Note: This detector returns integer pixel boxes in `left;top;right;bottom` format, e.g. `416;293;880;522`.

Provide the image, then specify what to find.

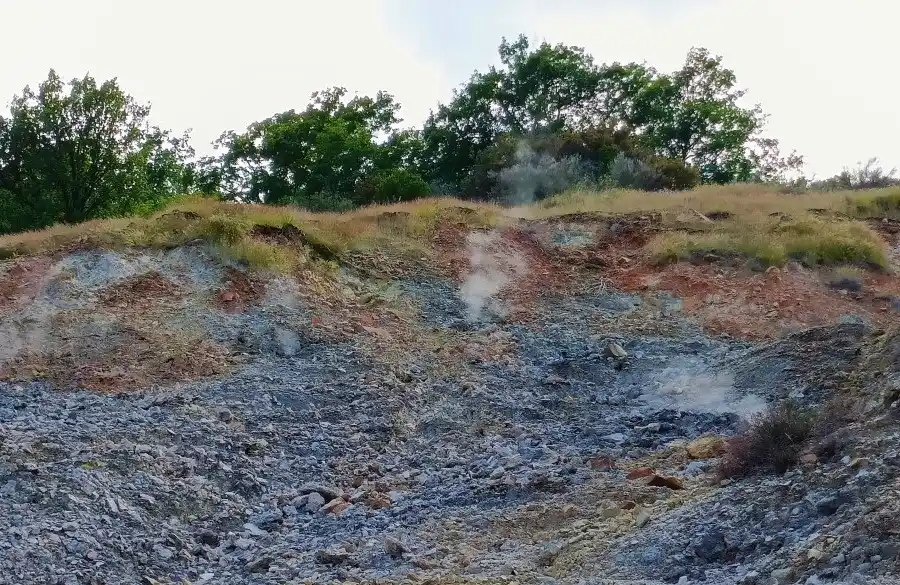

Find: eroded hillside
0;187;899;585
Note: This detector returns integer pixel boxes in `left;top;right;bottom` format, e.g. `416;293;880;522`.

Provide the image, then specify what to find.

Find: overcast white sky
1;0;897;178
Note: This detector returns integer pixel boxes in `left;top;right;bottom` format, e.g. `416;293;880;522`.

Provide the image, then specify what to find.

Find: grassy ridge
530;185;900;269
0;196;501;270
0;185;897;272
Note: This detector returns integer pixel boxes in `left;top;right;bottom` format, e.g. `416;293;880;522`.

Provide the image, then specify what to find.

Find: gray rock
770;568;793;584
243;523;268;537
537;541;565;567
246;555;273;573
305;492;326;513
693;530;726;561
298;483;342;501
249;509;283;530
384;536;406;558
684;460;710;477
602;433;627;443
815;494;847;516
605;342;628;360
315;548;351;565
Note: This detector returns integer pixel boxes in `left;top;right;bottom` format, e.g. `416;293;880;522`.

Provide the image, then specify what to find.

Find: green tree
0;70;192;233
212;87;429;208
422;37;795;192
422;35;602;190
629;48;803;183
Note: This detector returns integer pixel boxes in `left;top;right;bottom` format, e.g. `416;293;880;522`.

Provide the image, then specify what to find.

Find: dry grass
0;185;896;273
528;185;897;270
0;196;500;271
647;218;889;269
718;400;819;478
523;184;900;220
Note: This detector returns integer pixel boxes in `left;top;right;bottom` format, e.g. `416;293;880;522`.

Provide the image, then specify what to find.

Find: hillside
0;186;899;585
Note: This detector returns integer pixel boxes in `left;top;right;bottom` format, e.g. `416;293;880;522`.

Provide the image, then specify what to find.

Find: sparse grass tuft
217;239;292;271
780;220;889;269
822;265;867;292
647;230;786;267
197;214;251;246
718;400;819;478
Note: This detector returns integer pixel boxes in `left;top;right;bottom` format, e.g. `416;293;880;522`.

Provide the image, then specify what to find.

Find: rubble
0;222;897;585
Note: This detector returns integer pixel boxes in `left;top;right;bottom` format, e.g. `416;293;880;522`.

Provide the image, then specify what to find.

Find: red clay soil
215;267;265;314
0;322;232;393
98;271;183;308
610;261;899;340
431;224;572;315
0;256;53;317
431;216;900;341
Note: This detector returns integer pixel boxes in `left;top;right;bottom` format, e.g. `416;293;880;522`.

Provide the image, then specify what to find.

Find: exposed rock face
0;237;898;585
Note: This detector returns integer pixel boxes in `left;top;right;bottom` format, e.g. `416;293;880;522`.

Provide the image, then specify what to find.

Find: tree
495;35;603;133
629;48;803;184
422;37;793;193
422;35;602;190
808;158;899;191
0;70;193;233
212;87;429;209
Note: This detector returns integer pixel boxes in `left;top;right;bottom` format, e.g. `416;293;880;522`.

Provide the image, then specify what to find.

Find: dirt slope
0;197;899;585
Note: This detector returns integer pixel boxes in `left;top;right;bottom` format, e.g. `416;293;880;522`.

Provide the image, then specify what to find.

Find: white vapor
459;231;528;321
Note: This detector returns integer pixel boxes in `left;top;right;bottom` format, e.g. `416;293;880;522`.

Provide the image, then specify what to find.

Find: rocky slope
0;207;898;585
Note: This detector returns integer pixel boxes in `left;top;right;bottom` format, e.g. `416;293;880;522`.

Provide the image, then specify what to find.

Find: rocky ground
0;215;899;585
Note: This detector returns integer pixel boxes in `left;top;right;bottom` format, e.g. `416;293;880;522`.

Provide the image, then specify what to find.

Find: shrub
649;156;701;190
292;190;355;213
718;400;818;478
354;168;430;205
811;158;899;191
497;150;596;204
610;153;664;190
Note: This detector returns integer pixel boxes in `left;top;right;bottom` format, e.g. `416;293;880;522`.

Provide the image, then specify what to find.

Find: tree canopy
206;87;428;210
0;71;194;233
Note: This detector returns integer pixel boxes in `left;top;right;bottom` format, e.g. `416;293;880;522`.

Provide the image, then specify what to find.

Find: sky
1;0;897;179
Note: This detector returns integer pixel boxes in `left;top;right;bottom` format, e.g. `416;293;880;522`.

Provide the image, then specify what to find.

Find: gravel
1;249;898;584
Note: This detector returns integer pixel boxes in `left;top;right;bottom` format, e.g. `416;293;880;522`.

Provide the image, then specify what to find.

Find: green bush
293;191;355;213
649;156;701;190
354;168;430;205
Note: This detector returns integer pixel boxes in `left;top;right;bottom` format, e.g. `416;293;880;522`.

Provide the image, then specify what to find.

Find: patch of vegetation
2;35;810;236
780;221;889;268
822;266;867;292
718;400;819;478
849;188;900;219
647;216;889;270
0;196;499;271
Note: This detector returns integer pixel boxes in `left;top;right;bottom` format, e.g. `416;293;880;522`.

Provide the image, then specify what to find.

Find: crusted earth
0;215;899;585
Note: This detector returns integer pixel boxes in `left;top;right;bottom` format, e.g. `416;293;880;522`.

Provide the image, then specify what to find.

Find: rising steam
459;231;527;321
642;369;766;419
